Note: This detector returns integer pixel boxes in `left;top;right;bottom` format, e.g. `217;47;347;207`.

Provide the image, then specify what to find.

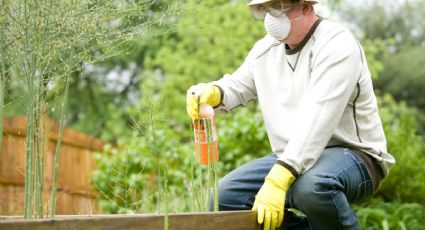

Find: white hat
248;0;319;6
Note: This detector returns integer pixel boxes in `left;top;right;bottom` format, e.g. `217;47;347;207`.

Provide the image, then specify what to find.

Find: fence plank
1;116;104;215
0;211;261;230
3;116;105;151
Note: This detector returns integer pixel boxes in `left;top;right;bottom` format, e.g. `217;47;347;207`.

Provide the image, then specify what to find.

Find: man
186;0;396;229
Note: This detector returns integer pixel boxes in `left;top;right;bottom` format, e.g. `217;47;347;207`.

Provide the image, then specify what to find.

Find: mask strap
289;14;304;22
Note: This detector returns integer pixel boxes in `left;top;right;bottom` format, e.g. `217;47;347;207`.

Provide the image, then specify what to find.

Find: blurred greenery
2;0;425;227
338;0;425;134
354;198;425;230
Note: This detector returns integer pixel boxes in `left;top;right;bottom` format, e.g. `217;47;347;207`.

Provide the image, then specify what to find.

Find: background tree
338;0;425;133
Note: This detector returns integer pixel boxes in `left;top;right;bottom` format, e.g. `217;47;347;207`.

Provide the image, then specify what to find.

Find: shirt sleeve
211;52;258;113
278;32;364;175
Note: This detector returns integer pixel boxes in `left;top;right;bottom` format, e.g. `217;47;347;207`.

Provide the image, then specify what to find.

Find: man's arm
211;36;278;112
212;56;257;112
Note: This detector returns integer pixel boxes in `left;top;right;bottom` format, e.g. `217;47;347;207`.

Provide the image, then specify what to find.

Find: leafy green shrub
354;199;425;230
377;94;425;203
91;87;195;213
377;47;425;111
92;143;153;214
92;127;195;213
216;105;270;174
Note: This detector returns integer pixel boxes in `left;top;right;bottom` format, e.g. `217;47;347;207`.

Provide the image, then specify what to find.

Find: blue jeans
210;147;374;230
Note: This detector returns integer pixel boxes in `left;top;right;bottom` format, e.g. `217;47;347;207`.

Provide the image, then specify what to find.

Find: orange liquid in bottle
193;104;219;165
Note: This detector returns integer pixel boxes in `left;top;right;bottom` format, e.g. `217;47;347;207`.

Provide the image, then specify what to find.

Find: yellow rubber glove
252;164;296;230
186;83;221;120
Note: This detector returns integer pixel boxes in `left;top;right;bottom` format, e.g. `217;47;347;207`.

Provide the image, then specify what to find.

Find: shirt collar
285;17;323;55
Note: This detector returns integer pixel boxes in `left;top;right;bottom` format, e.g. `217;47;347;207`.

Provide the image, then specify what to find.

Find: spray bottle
193;103;219;165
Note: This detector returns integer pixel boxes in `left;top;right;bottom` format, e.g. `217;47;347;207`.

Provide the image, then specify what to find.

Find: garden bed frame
0;210;260;230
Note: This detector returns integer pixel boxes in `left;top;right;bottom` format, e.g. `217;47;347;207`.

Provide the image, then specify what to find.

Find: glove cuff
276;160;298;177
266;164;296;191
213;85;224;108
209;85;221;107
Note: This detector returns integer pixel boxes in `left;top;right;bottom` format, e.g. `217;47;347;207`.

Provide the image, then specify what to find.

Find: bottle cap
199;104;214;118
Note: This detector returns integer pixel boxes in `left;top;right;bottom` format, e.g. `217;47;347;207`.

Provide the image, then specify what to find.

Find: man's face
279;1;306;44
252;0;310;44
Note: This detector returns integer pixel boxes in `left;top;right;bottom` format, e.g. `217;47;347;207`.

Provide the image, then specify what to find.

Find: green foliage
93;143;154;214
377;94;425;203
376;46;425;115
354;199;425;230
92;121;193;213
217;106;271;174
92;80;197;213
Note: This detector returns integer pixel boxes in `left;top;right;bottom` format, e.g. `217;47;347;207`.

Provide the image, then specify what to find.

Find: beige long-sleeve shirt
213;19;395;176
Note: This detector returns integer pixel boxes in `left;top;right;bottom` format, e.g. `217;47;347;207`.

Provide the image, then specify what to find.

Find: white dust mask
264;13;303;41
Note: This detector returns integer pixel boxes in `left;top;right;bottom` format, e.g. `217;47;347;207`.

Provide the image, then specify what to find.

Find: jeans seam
346;148;374;188
332;160;367;230
242;193;255;209
334;161;358;180
334;161;372;197
330;190;343;230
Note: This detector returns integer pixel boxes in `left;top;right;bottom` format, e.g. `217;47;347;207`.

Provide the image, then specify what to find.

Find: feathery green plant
2;0;160;218
93;88;171;215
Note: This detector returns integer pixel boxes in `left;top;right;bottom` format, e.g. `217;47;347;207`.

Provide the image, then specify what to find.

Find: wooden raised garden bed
0;210;260;230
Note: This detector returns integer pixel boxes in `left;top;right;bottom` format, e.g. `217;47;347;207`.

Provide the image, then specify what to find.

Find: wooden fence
0;116;105;215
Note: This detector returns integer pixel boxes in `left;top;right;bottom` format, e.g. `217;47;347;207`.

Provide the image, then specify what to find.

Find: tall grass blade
0;0;6;151
50;75;70;217
24;77;35;218
33;87;43;218
163;164;168;230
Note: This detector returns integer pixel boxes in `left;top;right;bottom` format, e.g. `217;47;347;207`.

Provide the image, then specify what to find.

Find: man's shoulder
312;19;359;51
249;35;281;59
316;19;351;36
